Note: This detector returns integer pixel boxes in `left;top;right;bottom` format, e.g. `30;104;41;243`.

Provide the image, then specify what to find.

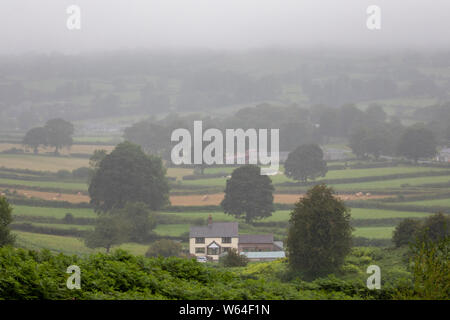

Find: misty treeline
0;49;449;130
122;101;448;163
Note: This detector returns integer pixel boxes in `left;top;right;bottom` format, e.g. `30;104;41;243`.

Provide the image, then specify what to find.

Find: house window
195;237;205;244
207;247;219;255
222;237;232;244
222;247;231;253
195;247;205;254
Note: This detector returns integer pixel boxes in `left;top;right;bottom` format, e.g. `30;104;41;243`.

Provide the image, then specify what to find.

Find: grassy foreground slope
0;246;408;300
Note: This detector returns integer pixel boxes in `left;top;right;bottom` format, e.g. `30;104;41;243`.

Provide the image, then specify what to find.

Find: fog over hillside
0;0;449;54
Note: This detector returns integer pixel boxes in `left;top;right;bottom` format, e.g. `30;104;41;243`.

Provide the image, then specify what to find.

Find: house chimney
207;214;212;227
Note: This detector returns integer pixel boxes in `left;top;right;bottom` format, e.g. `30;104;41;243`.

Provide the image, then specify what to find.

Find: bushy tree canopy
22;118;74;154
284;144;327;182
145;239;182;258
392;218;422;247
84;214;130;253
0;196;15;247
221;165;274;223
397;126;437;162
89;142;170;212
220;249;249;267
287;184;352;278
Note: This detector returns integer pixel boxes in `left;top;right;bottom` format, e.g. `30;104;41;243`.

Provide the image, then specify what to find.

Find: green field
154;224;189;237
353;227;396;239
349;208;431;220
181;166;450;189
330;175;450;191
13;231;149;256
396;198;450;207
12;205;95;218
0;177;88;191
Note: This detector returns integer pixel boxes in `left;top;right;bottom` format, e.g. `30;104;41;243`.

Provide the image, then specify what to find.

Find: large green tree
287;184;352;278
421;212;450;243
0;197;15;246
397;126;437;162
284;144;328;182
392;218;422;247
44;118;74;154
117;202;157;243
88;142;170;212
22;127;48;154
84;214;130;253
221;165;274;223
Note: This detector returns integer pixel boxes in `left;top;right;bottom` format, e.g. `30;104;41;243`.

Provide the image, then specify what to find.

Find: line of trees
22;118;74;154
349;123;438;162
392;213;449;248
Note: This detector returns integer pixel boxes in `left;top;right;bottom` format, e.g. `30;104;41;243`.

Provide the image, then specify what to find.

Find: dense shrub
56;170;72;179
392;219;422;247
352;237;392;247
392;213;450;248
8;198;91;209
394;236;450;299
220;249;249;267
72;167;91;179
145;239;183;258
63;213;75;224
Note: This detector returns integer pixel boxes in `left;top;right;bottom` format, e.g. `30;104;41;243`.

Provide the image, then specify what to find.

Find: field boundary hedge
8;197;91;208
0;183;86;194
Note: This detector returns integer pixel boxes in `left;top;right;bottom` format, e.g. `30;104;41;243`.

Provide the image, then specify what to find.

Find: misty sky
0;0;449;54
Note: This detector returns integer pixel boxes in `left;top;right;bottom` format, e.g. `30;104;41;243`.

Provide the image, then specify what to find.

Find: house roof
239;234;273;244
240;251;286;259
190;222;238;238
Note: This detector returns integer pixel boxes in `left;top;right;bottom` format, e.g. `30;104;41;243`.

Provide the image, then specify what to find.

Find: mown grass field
12;205;95;218
0;154;89;171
